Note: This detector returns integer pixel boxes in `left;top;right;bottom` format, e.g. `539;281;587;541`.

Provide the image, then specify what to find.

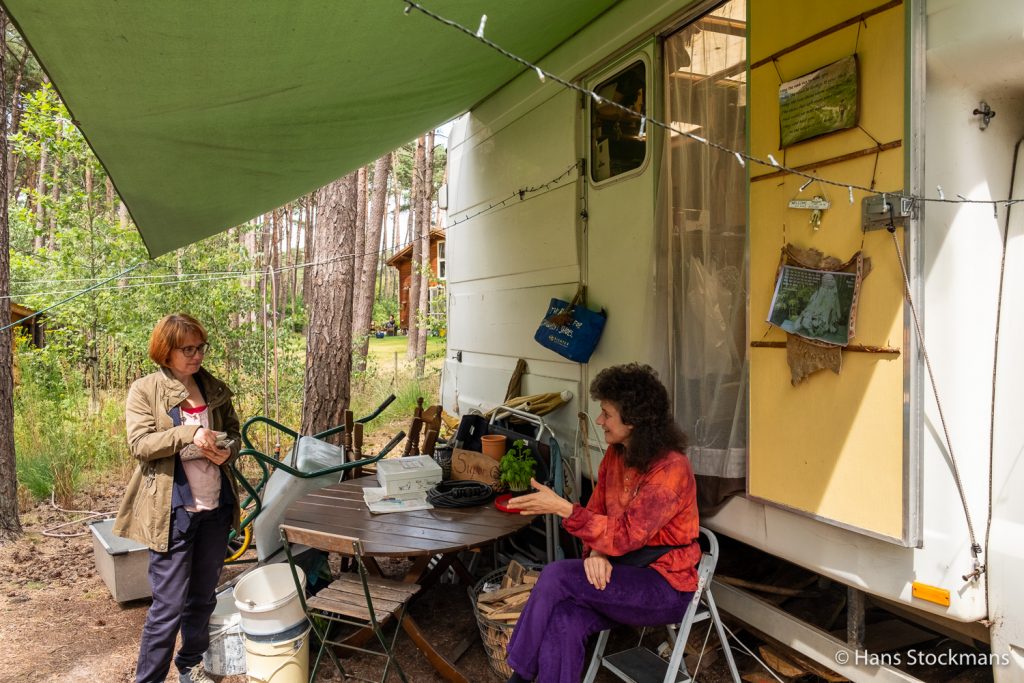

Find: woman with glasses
113;313;241;683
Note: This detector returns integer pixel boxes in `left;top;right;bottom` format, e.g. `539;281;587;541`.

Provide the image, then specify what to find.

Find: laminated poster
779;55;858;147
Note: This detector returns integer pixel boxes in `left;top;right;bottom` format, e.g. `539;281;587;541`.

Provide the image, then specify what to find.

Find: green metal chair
280;525;422;683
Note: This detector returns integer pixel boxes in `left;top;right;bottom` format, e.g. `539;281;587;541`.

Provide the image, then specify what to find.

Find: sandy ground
0;480;744;683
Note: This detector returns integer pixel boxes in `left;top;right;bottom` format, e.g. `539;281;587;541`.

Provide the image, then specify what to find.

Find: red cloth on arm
562;447;701;591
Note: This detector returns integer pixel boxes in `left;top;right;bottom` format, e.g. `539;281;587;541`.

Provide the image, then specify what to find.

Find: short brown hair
148;313;208;367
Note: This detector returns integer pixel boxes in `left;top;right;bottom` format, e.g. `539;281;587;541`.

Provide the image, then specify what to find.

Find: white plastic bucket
233;564;307;636
243;623;311;683
203;589;246;676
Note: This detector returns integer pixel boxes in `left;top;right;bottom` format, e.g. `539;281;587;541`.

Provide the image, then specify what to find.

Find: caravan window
589;61;647;182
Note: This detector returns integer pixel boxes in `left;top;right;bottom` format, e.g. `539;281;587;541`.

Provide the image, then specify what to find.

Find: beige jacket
113;367;241;552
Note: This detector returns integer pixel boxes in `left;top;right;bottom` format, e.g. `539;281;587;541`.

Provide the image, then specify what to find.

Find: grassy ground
366;334;445;359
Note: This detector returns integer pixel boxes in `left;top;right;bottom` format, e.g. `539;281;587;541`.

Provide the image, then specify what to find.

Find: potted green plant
499;439;536;493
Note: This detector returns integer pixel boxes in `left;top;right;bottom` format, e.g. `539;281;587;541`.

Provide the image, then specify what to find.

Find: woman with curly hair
505;363;699;683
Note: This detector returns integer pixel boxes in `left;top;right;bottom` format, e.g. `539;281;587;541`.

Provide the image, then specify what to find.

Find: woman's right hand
193;427;219;451
584;552;613;590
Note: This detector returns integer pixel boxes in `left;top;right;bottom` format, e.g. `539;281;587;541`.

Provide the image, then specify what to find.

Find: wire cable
401;0;1023;208
1;260;145;331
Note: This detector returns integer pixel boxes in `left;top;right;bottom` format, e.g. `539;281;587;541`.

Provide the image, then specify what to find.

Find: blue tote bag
533;289;607;363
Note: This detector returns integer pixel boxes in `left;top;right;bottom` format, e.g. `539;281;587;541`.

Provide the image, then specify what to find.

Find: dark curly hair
589;363;687;472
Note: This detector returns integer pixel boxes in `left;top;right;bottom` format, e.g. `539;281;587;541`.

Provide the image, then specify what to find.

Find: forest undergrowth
14;334;446;510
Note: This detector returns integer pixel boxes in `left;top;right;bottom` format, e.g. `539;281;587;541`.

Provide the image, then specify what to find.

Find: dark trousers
135;505;232;683
506;560;693;683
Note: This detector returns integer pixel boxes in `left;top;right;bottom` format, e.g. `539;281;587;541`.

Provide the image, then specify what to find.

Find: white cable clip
535;67;545;83
592;91;602;103
848;186;855;205
476;14;487;38
638;116;646;137
734;152;745;168
936;185;944;200
767;154;779;166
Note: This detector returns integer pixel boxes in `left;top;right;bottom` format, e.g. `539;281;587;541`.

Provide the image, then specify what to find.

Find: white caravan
441;0;1024;680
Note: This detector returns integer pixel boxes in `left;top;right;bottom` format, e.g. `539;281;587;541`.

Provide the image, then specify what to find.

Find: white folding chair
582;527;741;683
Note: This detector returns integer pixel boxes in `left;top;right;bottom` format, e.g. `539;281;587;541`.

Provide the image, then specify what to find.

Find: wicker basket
470;564;542;678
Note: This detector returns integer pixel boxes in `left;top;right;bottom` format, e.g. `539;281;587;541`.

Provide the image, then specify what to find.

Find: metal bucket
203;589;246;676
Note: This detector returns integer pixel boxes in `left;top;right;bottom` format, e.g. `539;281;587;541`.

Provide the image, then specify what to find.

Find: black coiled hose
426;480;495;508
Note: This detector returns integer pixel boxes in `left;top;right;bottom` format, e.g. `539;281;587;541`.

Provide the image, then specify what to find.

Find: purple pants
135;505;231;683
506;559;693;683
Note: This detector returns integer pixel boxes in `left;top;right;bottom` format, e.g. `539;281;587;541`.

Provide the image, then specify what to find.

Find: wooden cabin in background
385;229;446;330
9;303;44;350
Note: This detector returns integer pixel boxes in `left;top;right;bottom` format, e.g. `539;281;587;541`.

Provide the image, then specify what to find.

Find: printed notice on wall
779;55;858;147
767;265;860;347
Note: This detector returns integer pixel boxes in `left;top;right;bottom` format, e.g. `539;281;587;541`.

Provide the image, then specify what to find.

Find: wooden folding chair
280;526;422;683
582;527;741;683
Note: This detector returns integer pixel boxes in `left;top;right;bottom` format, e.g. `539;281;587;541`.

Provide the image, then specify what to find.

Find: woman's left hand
202;446;231;466
505;479;574;518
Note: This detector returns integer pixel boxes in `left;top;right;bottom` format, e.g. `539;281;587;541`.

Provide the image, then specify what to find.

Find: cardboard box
451;448;501;486
89;518;152;602
376;455;443;494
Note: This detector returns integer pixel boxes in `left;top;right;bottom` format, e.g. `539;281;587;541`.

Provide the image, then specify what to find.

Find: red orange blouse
562;447;701;592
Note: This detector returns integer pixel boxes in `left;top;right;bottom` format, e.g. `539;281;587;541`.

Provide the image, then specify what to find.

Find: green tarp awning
2;1;617;256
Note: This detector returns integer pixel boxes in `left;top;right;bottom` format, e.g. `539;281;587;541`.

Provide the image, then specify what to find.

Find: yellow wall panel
748;0;906;540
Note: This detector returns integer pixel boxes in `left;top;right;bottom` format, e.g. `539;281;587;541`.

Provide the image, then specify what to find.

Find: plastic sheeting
1;0;619;256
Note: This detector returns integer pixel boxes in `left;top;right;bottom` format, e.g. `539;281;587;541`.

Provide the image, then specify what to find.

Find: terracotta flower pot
480;434;507;461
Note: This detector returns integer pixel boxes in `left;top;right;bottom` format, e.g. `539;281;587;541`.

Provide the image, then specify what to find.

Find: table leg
418;553;476;588
402;555;431;583
401;613;470;683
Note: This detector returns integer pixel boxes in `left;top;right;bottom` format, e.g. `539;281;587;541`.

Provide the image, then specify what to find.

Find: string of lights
401;0;1024;208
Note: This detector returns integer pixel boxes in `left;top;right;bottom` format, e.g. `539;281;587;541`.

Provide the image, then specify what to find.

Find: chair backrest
280;524;362;557
665;527;719;644
694;526;719;594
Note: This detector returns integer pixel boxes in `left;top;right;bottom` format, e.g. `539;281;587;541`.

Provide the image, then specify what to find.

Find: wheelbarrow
227;394;404;563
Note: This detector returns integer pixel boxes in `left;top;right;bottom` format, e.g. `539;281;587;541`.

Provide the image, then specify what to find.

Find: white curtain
662;0;748;511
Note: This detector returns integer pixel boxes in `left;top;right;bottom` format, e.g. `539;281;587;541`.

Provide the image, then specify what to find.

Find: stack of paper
362;486;433;514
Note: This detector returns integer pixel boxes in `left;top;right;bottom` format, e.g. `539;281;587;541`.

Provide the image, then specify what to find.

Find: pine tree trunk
5;47;27;199
406;137;425;358
0;10;22;540
302;193;316;308
47;155;59;248
289;204;299;318
353;154;392;372
352;167;367;330
301;173;357;438
415;132;434;376
33;146;45;249
390;152;401;301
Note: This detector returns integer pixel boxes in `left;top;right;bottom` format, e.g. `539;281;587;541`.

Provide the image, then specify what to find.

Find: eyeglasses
176;342;210;358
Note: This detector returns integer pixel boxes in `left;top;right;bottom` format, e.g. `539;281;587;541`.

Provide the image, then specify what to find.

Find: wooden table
282;475;535;682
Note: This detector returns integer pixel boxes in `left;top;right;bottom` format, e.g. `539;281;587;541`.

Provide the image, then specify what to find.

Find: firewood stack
472;560;543;678
475;561;540;626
